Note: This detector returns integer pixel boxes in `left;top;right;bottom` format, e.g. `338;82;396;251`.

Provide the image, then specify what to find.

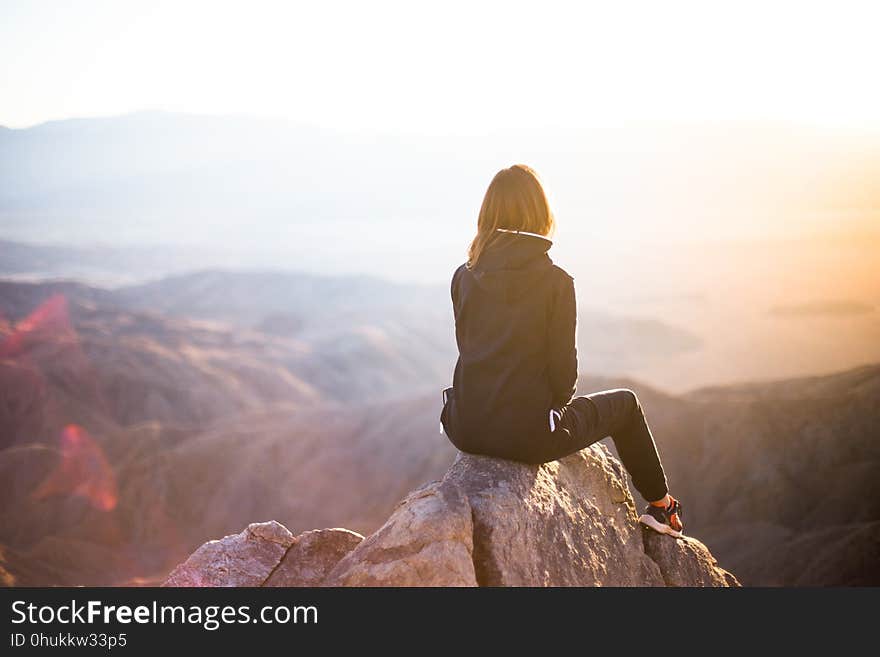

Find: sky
2;0;880;133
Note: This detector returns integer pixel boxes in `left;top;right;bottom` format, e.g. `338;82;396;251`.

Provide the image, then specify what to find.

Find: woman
440;164;683;537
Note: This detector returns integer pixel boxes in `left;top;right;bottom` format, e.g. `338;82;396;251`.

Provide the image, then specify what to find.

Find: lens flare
31;424;118;511
0;293;73;358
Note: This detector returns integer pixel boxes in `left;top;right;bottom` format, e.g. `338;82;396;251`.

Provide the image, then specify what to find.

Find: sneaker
639;498;683;538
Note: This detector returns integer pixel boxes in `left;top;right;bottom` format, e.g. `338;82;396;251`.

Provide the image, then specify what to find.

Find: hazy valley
1;271;878;586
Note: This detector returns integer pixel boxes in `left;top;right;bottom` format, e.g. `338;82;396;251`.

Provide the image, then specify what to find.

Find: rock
642;529;741;587
325;480;477;587
165;445;739;587
164;522;364;587
265;529;363;587
448;448;665;586
163;521;294;587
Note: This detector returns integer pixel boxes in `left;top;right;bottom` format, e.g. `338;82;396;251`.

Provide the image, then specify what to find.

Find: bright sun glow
2;0;880;132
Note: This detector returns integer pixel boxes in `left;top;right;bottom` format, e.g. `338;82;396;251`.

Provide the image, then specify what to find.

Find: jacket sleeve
450;266;457;305
547;273;578;408
450;264;464;312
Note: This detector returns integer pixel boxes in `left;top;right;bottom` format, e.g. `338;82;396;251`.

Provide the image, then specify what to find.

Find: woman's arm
547;273;578;408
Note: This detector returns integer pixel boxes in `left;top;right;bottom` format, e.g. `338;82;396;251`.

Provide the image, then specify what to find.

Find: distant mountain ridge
3;112;878;255
659;364;880;585
0;271;702;397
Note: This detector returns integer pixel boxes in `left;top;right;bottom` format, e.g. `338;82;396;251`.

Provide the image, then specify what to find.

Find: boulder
325;479;477;586
265;528;363;587
163;521;294;587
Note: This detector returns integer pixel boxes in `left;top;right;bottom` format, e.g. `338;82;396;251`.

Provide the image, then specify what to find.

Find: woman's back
444;229;577;453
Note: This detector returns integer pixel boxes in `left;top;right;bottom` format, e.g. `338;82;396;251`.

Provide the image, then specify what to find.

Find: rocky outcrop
164;523;363;587
164;445;739;587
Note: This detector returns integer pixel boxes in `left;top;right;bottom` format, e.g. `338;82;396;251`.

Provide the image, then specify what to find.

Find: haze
1;1;878;390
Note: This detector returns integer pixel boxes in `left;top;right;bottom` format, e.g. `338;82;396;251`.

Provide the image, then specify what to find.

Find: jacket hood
471;230;554;302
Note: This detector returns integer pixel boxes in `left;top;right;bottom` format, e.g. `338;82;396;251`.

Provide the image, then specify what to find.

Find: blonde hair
467;164;555;269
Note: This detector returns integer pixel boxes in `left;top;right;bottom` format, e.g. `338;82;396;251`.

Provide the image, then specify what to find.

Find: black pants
550;389;669;502
445;387;670;503
472;388;669;503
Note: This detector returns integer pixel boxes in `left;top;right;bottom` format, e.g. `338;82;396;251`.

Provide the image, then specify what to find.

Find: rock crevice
260;542;295;587
469;506;495;588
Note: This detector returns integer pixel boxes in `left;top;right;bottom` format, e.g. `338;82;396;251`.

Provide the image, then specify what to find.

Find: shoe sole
639;514;683;538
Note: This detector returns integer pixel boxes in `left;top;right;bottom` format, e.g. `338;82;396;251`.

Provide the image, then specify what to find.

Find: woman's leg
555;388;669;503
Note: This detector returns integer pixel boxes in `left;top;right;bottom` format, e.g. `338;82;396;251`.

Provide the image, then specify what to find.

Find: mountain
164;449;739;587
0;270;704;403
0;394;457;586
0;276;456;431
3;112;878;236
0;275;460;584
0;239;231;287
0;279;323;445
0;112;480;274
654;365;880;585
0;274;877;586
114;269;702;378
3;113;879;285
7;231;880;394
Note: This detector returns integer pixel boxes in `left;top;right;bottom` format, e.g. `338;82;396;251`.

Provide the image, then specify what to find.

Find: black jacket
441;230;577;456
